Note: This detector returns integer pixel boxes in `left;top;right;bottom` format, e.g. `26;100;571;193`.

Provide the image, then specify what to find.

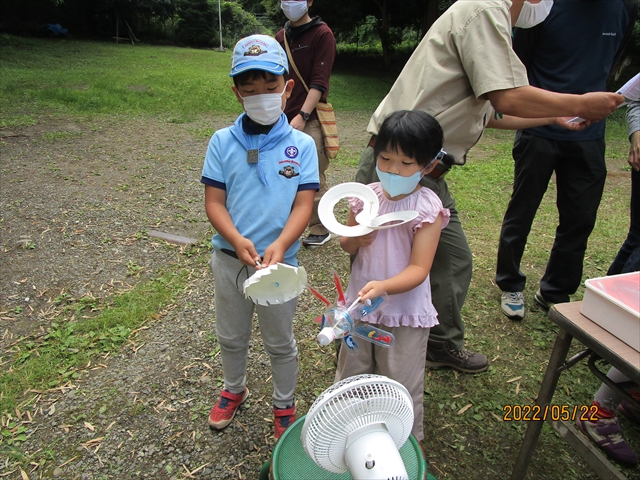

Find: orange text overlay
503;404;598;422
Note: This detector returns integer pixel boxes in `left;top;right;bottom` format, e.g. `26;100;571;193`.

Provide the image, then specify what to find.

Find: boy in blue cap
201;34;319;439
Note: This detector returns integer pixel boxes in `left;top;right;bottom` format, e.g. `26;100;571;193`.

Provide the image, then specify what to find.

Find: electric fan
301;374;414;480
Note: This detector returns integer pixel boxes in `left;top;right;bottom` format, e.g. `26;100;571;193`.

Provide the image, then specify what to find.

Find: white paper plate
319;182;418;237
243;263;307;306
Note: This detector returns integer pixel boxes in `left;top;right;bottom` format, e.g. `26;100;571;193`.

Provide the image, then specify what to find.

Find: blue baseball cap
230;34;289;77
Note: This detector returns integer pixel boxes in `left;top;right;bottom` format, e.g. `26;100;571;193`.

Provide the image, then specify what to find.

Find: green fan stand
259;416;436;480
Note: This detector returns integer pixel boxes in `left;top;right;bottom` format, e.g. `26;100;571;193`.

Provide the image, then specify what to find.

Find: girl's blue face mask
375;149;445;198
375;165;425;198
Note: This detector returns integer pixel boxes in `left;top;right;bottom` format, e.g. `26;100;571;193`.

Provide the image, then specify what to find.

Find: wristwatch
299;110;311;121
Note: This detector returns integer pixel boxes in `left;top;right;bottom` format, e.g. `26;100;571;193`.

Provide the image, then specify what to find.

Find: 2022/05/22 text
503;404;598;422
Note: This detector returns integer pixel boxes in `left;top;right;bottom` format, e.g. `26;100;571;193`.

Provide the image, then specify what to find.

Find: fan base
345;423;409;480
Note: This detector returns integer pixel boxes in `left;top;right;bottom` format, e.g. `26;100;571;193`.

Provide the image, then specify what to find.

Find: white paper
617;72;640;103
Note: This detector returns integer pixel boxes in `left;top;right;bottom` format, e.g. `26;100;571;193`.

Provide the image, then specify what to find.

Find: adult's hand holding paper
617;72;640;104
569;72;639;124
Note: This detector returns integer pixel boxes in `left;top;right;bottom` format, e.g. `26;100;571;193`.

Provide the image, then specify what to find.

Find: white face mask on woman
514;0;553;29
281;1;308;22
240;88;286;125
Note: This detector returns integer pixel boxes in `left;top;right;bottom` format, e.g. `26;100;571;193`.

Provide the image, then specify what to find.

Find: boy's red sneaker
208;388;250;430
273;405;296;439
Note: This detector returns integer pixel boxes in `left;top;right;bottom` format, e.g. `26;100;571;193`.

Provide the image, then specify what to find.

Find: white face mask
514;0;553;29
281;1;308;22
240;88;286;125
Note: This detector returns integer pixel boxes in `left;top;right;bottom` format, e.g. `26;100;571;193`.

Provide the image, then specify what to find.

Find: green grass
0;36;394;125
0;269;188;417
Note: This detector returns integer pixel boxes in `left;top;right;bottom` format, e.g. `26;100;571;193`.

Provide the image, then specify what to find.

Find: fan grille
301;374;414;474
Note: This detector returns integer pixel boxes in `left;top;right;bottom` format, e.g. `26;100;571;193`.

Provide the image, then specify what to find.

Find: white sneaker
501;291;525;320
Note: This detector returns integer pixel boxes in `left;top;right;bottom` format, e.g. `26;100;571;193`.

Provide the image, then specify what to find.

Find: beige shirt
368;0;529;164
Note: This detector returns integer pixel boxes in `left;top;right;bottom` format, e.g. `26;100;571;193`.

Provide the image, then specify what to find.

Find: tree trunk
373;0;390;66
421;0;440;38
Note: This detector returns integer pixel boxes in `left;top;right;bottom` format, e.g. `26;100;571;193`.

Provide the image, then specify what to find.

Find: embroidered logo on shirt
279;165;300;179
285;146;299;158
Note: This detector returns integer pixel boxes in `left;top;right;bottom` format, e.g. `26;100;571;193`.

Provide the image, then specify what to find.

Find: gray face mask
281;1;308;22
514;0;553;29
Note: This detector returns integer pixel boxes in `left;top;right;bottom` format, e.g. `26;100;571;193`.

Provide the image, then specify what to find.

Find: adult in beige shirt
355;0;622;374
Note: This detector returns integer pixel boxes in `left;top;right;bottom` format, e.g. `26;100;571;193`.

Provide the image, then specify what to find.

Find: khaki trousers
304;119;330;236
334;325;430;441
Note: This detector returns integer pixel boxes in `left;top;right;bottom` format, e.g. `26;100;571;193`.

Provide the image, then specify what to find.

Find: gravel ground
0;111;370;479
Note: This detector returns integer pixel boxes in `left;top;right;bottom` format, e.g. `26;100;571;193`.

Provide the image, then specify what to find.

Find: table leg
511;328;573;479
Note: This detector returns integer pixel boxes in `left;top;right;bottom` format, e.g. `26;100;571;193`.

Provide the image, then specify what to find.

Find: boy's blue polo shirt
201;113;319;266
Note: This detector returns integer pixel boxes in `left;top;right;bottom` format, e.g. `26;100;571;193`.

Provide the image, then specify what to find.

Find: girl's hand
358;280;387;303
231;237;261;268
262;241;286;267
353;231;376;248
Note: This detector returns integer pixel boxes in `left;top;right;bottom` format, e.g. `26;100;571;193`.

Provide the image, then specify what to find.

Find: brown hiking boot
426;339;488;373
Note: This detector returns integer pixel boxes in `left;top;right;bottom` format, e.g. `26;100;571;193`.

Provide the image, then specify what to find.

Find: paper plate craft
318;182;418;237
243;263;307;306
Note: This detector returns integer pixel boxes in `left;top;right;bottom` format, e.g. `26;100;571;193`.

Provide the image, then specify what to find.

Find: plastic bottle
316;293;389;346
317;308;354;346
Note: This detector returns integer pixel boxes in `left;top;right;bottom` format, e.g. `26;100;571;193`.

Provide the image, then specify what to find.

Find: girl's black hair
374;110;445;168
233;69;288;87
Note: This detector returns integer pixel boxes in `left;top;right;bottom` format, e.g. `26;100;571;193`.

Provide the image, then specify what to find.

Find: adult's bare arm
290;88;322;131
487;114;589;131
487;86;623;122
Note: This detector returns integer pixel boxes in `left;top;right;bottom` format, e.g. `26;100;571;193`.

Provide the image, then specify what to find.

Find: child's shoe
208;388;250;430
273;404;296;439
576;416;638;465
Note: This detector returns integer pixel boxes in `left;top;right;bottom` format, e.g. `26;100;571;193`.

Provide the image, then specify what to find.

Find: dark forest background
2;0;638;81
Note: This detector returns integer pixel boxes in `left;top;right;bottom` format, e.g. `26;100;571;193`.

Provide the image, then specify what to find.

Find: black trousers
496;131;606;303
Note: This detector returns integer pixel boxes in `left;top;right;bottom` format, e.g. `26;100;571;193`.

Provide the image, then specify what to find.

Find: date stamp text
503;404;598;422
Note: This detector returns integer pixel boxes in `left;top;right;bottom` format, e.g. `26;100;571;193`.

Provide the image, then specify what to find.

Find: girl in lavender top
335;110;450;441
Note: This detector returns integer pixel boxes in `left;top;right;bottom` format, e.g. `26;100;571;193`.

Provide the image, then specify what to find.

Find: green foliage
175;0;215;47
219;1;269;47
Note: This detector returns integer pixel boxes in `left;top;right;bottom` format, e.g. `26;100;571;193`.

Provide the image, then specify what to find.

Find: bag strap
283;33;310;93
